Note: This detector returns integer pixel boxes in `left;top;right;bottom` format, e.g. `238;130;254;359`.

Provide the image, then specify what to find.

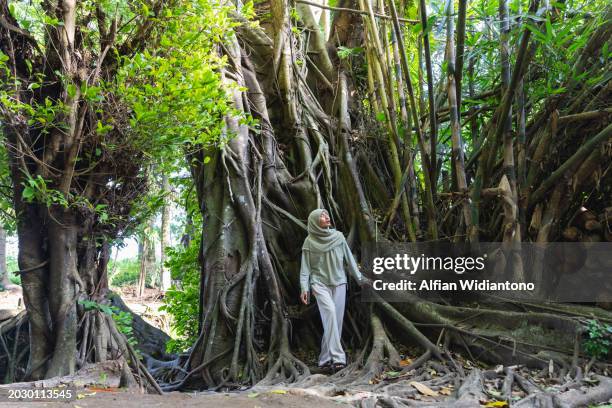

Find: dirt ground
0;387;352;408
0;287;22;311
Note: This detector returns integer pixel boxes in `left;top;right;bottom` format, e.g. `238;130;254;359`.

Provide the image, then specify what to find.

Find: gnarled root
336;311;401;386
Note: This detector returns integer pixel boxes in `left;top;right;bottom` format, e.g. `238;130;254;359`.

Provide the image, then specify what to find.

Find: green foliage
109;258;141;287
159;236;201;353
21;175;69;208
115;0;240;162
0;256;23;290
0;148;16;233
19;174;114;227
7;256;20;285
337;46;364;60
583;319;612;360
112;309;138;351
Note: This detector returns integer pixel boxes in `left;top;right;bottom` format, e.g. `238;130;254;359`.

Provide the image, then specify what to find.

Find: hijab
302;209;345;253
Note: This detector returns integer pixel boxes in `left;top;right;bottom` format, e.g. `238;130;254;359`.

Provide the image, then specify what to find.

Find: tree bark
160;173;172;291
0;226;9;288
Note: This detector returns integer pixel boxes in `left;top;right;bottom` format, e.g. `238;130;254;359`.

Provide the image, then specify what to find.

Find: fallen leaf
487;390;502;398
269;389;287;394
484;401;508;407
87;386;119;392
439;387;452;395
409;381;438;397
247;392;259;398
77;392;96;399
399;358;413;367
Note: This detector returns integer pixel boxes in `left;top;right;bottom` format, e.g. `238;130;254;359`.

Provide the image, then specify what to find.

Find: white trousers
311;281;347;366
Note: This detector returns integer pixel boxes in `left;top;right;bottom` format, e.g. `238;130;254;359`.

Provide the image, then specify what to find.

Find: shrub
159;237;200;353
7;256;20;285
583;319;612;360
109;258;141;287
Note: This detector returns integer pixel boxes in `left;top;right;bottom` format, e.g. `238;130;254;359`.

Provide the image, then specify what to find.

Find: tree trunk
0;225;9;288
160;173;172;291
45;209;78;378
138;235;148;298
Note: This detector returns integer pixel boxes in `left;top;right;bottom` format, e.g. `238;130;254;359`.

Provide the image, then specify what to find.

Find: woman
299;208;369;371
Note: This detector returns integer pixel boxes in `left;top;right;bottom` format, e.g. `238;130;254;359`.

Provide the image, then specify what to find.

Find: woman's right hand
300;291;309;305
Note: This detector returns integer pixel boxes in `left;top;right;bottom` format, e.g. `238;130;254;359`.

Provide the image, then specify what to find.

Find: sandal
317;361;332;371
331;362;346;372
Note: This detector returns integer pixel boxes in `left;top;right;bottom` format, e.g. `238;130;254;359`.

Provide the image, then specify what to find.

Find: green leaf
67;83;77;98
424;16;437;35
22;186;35;201
545;18;554;42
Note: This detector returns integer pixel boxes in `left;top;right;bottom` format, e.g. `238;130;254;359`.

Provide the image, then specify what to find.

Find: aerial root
257;348;311;386
333;312;402;386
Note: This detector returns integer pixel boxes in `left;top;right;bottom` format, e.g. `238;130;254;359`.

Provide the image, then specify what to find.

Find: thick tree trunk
45;209;78;378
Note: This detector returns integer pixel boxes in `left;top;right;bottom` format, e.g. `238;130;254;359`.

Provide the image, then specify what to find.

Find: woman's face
319;211;331;228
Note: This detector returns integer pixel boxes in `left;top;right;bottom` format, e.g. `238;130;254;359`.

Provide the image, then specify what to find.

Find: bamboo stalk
455;0;468;110
445;0;473;235
391;28;421;233
388;0;438;240
470;0;540;243
529;123;612;205
418;0;438;190
375;2;415;239
558;108;612;124
377;2;415;239
498;0;521;249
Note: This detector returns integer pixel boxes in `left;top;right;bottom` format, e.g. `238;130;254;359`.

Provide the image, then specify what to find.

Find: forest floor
2;289;612;407
0;387;350;408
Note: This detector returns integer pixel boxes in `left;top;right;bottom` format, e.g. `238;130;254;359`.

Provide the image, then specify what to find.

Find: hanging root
0;310;29;383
